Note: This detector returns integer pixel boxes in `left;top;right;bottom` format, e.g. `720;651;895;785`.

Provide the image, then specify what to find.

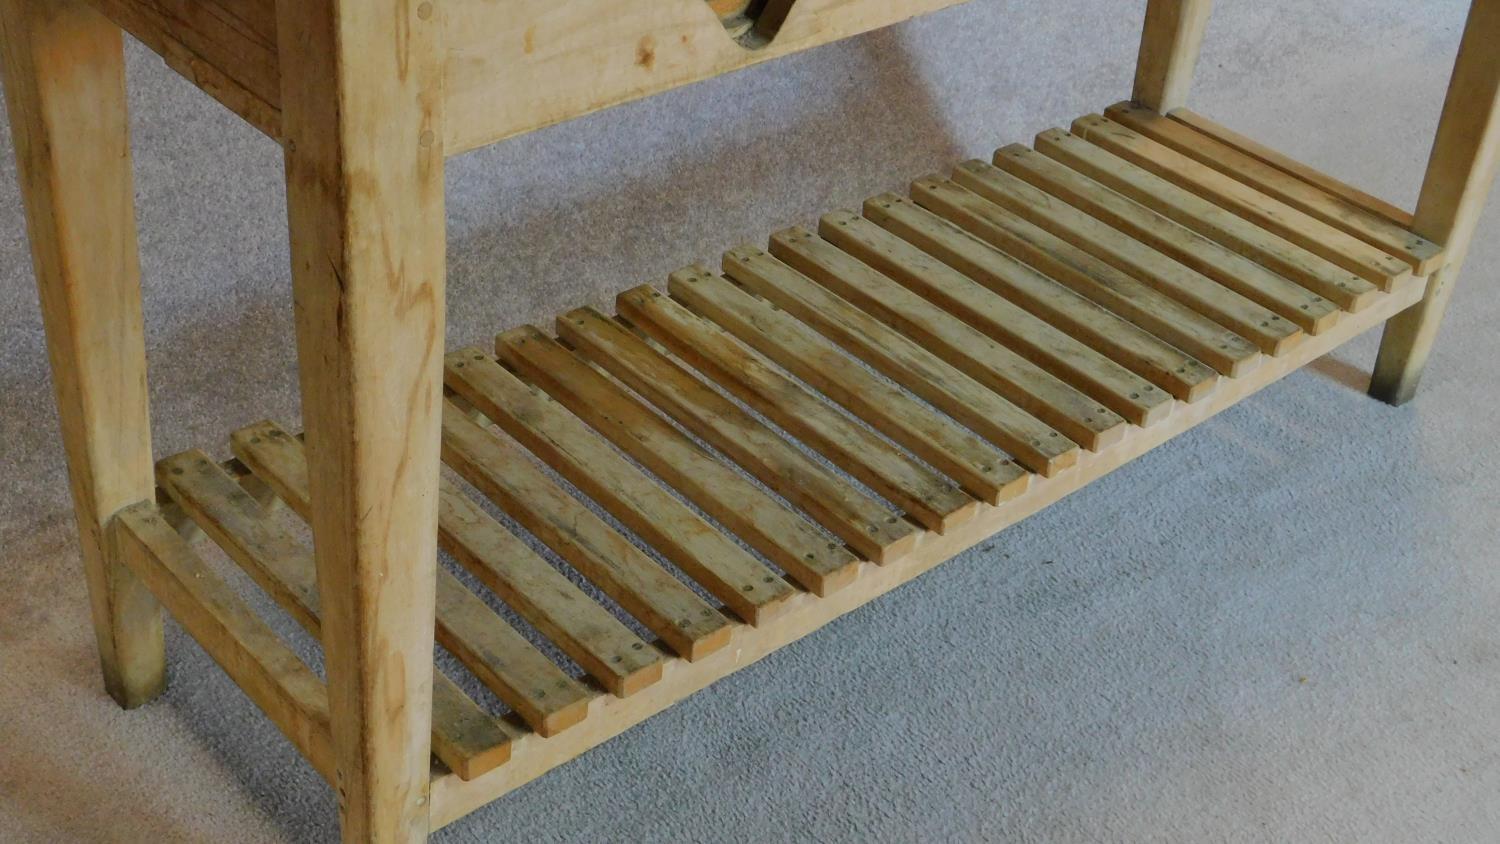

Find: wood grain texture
0;0;165;709
160;443;522;775
1133;0;1212;112
496;326;863;596
667;265;1030;505
429;270;1428;831
442;0;973;153
617;285;982;533
85;0;279;135
275;0;447;838
559;306;920;563
444;349;799;622
1169;107;1414;228
1020;133;1342;335
114;503;335;781
1106;102;1442;274
1373;0;1500;405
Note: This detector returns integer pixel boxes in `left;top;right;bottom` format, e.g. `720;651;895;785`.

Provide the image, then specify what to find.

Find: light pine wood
558;306;921;563
113;503;335;781
1373;0;1500;405
156;445;524;773
428;270;1427;830
496;326;863;596
1059;117;1382;313
1133;0;1212;112
864;192;1228;392
1086;107;1411;290
440;402;736;660
723;245;1087;469
667;266;1030;505
1020;132;1342;334
617;287;982;533
441;0;973;154
952;158;1303;356
444;349;799;622
1169;108;1415;228
818;209;1218;403
275;0;447;838
231;421;665;699
85;0;279;135
163;445;592;738
1106;102;1443;274
0;0;165;710
768;227;1163;429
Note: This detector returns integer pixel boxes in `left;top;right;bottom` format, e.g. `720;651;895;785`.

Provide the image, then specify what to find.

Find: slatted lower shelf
125;104;1438;826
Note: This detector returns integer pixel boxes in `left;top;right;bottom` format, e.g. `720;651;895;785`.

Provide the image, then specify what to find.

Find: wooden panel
559;307;919;563
444;349;799;621
952;157;1303;355
722;246;1088;471
617;285;980;533
496;326;862;596
1111;103;1442;273
768;227;1167;428
442;0;973;154
441;402;736;660
113;503;334;782
0;0;165;708
156;448;589;739
1079;110;1409;289
667;267;1030;505
231;421;664;699
85;0;279;136
1169;107;1414;228
818;209;1218;404
862;192;1228;393
1018;133;1341;334
1057;117;1382;313
429;271;1428;830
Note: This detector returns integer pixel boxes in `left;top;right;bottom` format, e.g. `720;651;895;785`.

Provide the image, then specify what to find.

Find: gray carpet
3;0;1498;841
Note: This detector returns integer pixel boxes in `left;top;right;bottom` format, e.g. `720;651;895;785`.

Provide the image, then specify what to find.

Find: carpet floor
2;0;1497;841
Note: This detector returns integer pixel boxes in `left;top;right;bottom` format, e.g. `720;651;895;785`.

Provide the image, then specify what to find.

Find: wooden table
3;1;1496;841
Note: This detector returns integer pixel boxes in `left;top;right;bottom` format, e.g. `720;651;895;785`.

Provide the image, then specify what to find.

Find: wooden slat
819;210;1219;404
112;502;335;781
1057;116;1383;312
444;349;800;620
1111;103;1442;273
441;401;736;660
666;267;1030;505
495;327;861;596
557;307;920;563
231;421;663;699
1078;110;1409;290
157;449;589;739
721;246;1087;472
768;226;1168;428
616;285;981;533
1170;108;1416;229
430;272;1428;830
863;192;1225;392
952;158;1303;356
911;177;1266;372
1018;133;1342;334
